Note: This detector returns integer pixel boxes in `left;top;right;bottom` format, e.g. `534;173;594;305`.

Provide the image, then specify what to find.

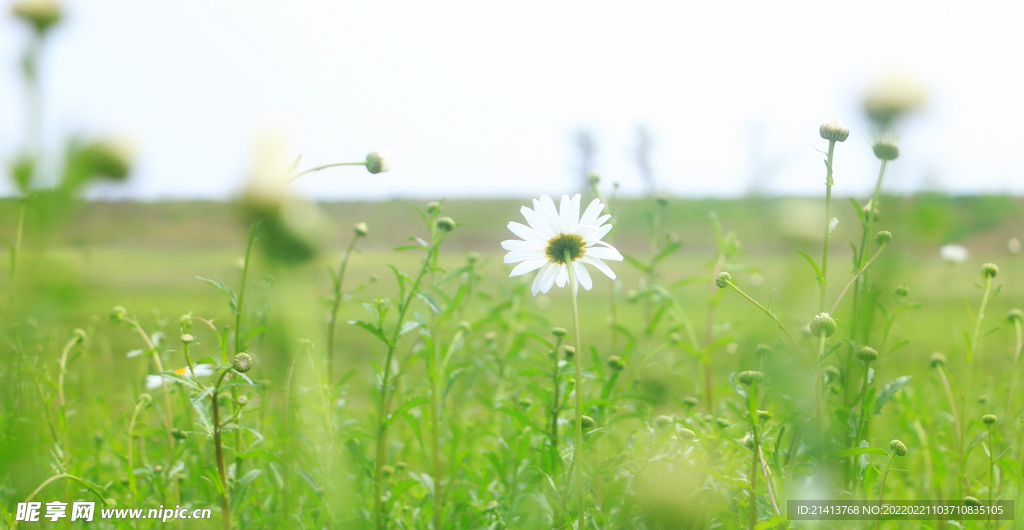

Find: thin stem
327;237;359;384
860;160;888;271
988;425;995;504
1007;320;1022;420
749;424;760;530
9;202;26;282
550;336;563;462
830;246;888;315
815;332;827;431
565;251;585;530
235;222;258;356
819;140;836;313
875;454;895;530
705;252;727;409
856;361;874;448
287;161;366;183
936;366;963;450
724;281;803;354
212;369;232;530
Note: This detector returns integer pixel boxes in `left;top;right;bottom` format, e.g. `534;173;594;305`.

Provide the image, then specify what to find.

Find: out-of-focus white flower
940;244;969;264
1009;237;1021;255
502;194;622;296
146;364;214;390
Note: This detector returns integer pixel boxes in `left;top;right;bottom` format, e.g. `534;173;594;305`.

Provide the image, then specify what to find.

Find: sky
1;0;1023;201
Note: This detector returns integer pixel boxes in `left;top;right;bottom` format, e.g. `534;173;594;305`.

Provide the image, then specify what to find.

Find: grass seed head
810;313;837;338
890;439;908;457
981;262;999;279
715;272;731;289
856;346;878;363
819;116;850;142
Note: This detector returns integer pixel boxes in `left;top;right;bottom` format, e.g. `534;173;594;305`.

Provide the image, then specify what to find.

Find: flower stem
819;140;836;313
212;370;232;530
327;237;359;383
287;161;366;183
235;221;258;356
830;246;887;315
724;280;803;355
1007;319;1023;420
564;251;585;530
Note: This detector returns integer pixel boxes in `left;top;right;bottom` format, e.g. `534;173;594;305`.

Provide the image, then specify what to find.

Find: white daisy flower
940;244;969;264
146;364;215;390
502;194;622;296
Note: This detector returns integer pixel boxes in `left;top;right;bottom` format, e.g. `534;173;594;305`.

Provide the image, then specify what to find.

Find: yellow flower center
545;233;586;264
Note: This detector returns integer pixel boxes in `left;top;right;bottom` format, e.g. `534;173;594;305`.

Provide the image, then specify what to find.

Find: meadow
2;191;1024;529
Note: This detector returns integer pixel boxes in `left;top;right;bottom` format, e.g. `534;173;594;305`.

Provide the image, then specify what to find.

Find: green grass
2;196;1023;529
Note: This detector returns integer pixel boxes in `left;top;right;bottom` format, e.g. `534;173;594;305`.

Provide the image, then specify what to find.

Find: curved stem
830;246;887;315
235;222;258;356
327;237;359;384
287;161;366;183
724;281;803;355
565;252;585;530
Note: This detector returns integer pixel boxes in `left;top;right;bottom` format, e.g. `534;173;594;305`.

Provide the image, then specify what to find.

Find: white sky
1;0;1023;200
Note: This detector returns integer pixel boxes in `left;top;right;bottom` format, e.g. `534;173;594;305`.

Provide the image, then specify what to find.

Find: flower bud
180;334;194;344
436;217;456;233
714;418;731;429
872;133;900;161
964;496;981;507
819;116;850;142
607;355;625;371
737;370;764;386
581;415;595;429
154;465;163;473
467;251;481;263
110;306;127;322
587;171;601;186
232;352;254;373
365;151;390;174
518;397;532;409
1008;309;1024;323
138;393;153;407
80;139;133;180
863;74;926;127
484;331;498;343
981;262;999;279
754;343;772;358
682;396;699;408
551;327;567;338
715;272;731;289
180;314;193;327
810;313;837;338
856;346;878;363
1009;237;1022;255
894;285;909;298
862;201;881;222
425;201;442;215
354;222;369;238
562;345;575;360
12;0;62;34
486;500;499;512
237;395;249;407
171;428;187;440
668;332;682;344
457;321;472;334
654;415;673;429
929;352;946;369
890;439;907;457
757;410;772;421
875;231;892;247
395;461;407;473
824;366;841;382
381;465;395;478
71;328;87;344
677;427;696;441
982;414;997;426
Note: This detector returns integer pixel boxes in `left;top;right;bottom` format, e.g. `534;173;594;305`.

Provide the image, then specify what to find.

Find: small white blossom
940;244;969;264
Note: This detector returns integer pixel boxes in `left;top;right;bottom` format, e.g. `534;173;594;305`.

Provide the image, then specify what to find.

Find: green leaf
154;370;201;391
382;397;429;430
795;249;825;287
622;255;652;273
196;276;238;313
415;292;441;314
349;320;390;346
874;376;911;414
964;331;973;364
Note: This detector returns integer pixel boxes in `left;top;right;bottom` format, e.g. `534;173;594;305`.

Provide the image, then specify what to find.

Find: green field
2;195;1024;529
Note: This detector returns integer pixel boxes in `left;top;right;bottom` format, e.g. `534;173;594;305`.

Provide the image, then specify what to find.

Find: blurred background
1;0;1023;201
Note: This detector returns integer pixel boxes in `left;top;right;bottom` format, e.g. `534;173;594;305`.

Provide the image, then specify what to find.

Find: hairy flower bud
607;355;625;371
562;345;575;360
381;465;395;478
737;370;764;386
982;414;997;426
436;217;456;233
110;306;127;322
587;171;601;186
682;396;699;408
872;133;900;161
581;415;595;429
894;285;909;298
654;415;673;429
71;328;87;344
929;352;946;369
232;352;254;373
1009;309;1024;323
677;427;696;441
819;116;850;142
981;262;999;279
425;201;442;215
180;334;194;344
824;366;841;382
138;393;152;407
236;395;249;407
365;151;390;174
810;313;837;338
964;496;981;507
354;222;369;238
856;346;878;363
890;439;907;457
875;231;892;247
715;272;731;289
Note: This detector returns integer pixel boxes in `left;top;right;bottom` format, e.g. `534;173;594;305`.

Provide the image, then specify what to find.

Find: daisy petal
532;263;555;295
501;239;544;251
555;263;569;288
578;198;605;228
508;221;546;243
537;195;560;235
541;264;561;293
521;205;555;238
510;258;548;276
559;195;574;233
573;261;593;291
581;255;617;280
584;224;613;244
504;250;544;264
586;245;623;261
